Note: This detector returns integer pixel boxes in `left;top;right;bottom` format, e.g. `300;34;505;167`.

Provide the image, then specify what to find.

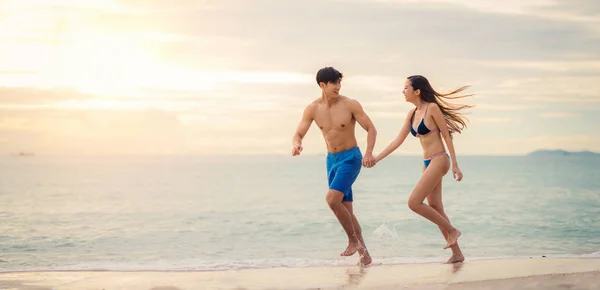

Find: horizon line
0;153;564;157
4;149;597;158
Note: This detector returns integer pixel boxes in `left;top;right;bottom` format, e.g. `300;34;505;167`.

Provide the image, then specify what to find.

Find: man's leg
326;148;363;256
325;190;362;256
343;201;372;265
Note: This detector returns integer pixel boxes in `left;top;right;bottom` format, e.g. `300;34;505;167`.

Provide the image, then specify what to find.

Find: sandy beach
1;258;599;290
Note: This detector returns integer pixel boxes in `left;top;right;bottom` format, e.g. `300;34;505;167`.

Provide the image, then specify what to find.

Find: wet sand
0;258;598;289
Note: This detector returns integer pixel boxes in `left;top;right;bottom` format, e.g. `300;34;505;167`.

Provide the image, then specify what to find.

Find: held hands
292;145;303;156
452;165;463;182
362;152;376;168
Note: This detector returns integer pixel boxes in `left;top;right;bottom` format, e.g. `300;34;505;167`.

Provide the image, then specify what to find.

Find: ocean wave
2;251;599;273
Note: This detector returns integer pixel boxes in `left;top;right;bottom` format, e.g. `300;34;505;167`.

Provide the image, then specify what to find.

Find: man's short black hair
316;67;343;85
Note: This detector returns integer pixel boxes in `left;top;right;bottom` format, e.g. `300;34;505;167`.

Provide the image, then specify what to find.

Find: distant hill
527;150;600;157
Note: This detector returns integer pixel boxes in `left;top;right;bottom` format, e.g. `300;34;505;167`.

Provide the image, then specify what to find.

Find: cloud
0;0;141;47
0;117;31;131
0;85;308;155
5;0;139;14
475;76;600;111
524;96;600;105
54;0;595;75
0;87;93;104
470;60;600;73
348;0;554;15
0;107;190;155
0;71;35;74
469;117;516;124
365;0;600;25
369;111;404;119
535;0;600;18
0;85;314;120
538;112;579;119
507;76;600;101
4;0;600;76
474;104;532;111
4;0;600;89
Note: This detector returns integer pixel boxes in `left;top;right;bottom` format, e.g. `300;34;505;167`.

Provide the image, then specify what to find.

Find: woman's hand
452;165;463;182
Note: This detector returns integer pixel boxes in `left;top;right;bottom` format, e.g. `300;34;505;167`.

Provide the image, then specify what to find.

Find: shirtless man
292;67;377;266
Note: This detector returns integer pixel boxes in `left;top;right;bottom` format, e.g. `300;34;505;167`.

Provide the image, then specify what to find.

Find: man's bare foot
444;252;465;264
341;242;362;256
358;254;372;266
444;229;461;249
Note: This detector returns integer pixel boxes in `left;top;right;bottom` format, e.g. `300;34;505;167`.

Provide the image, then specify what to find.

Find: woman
375;75;473;264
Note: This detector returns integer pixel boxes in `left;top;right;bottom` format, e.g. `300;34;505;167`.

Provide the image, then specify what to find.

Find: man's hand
362;152;376;168
292;145;303;156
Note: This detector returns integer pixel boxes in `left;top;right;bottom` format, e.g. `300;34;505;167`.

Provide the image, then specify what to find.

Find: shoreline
1;258;599;289
2;254;599;274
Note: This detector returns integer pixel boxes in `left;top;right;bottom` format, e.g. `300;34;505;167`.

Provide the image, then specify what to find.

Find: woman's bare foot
444;252;465;264
341;242;362;256
444;229;461;249
359;253;372;266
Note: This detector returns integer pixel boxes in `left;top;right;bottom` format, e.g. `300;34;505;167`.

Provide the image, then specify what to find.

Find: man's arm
292;104;315;155
348;99;377;160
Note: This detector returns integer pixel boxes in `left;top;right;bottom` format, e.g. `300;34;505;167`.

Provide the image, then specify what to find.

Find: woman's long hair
407;75;474;136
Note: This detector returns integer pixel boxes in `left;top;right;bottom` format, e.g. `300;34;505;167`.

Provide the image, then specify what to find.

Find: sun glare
5;0;124;12
39;33;311;100
39;34;214;97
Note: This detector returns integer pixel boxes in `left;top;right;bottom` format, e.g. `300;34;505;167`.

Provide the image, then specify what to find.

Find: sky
0;0;599;156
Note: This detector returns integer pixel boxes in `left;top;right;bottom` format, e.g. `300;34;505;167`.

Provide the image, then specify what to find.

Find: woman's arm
375;109;414;163
429;103;463;181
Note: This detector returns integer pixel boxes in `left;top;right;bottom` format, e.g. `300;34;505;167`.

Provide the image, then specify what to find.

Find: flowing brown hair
407;75;474;136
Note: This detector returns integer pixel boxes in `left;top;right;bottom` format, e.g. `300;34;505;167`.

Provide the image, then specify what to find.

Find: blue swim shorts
326;147;362;202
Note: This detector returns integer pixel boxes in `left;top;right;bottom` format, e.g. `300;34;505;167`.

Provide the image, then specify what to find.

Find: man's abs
323;129;358;153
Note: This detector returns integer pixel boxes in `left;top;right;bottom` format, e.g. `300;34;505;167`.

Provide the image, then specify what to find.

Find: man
292;66;377;266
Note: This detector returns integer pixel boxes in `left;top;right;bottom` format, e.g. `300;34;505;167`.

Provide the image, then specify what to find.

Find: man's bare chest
314;106;355;132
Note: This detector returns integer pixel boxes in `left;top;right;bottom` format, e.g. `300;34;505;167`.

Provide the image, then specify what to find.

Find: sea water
1;154;599;272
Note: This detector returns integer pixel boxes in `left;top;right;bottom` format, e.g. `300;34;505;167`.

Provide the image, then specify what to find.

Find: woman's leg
427;180;465;263
408;155;461;249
